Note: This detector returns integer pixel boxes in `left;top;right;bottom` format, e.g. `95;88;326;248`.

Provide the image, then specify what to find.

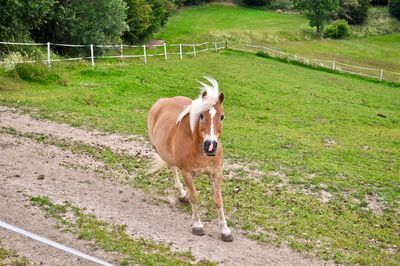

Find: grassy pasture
154;3;311;43
272;34;400;73
155;4;400;72
0;51;399;265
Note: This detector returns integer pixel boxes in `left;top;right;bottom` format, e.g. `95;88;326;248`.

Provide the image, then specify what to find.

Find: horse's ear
219;92;224;103
202;90;208;98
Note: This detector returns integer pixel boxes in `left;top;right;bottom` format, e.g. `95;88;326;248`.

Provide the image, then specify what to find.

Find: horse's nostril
203;141;210;151
204;140;217;154
212;141;218;150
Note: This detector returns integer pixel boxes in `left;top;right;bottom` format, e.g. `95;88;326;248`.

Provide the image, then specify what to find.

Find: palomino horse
147;77;233;242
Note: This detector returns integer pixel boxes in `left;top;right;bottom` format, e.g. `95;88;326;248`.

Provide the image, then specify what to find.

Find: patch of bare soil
365;193;384;214
0;106;152;158
0;106;325;265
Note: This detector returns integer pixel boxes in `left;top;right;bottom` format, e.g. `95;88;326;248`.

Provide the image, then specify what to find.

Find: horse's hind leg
171;166;188;203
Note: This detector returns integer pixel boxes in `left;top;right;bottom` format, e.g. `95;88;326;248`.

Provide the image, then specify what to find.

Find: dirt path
0;106;325;265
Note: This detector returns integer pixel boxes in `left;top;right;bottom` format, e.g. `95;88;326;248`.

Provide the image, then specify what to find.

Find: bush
243;0;272;6
1;52;24;72
389;0;400;19
15;63;59;82
323;19;350;38
337;0;370;25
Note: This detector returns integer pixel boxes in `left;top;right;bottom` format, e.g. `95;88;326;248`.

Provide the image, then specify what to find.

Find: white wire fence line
227;42;400;84
1;40;399;84
0;41;228;67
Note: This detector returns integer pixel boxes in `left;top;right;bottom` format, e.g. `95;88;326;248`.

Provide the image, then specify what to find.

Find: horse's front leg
182;170;204;236
213;170;234;242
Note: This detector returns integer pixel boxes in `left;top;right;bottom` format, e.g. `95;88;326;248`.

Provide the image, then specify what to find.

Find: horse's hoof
221;233;234;242
192;227;205;236
178;195;189;204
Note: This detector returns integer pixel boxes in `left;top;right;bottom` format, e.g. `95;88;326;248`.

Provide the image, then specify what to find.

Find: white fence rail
0;41;227;67
227;41;400;84
1;40;399;84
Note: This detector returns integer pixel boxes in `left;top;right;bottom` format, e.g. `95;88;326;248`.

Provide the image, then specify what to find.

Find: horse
147;76;233;242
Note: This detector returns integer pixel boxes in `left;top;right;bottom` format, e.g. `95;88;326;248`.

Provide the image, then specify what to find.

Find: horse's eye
199;113;204;120
220;115;224;121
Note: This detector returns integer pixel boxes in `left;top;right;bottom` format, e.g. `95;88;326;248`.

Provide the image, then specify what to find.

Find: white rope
336;61;379;71
388;71;400;76
52;43;86;48
338;69;380;79
0;220;114;266
123;44;141;48
0;41;46;46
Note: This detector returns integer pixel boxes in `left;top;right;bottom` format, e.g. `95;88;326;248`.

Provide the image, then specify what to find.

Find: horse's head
176;76;225;157
198;90;224;156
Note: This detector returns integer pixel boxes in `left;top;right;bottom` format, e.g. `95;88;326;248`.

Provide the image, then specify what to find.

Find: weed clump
15;63;62;83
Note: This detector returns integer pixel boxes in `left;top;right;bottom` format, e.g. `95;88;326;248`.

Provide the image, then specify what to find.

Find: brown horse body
148;77;233;241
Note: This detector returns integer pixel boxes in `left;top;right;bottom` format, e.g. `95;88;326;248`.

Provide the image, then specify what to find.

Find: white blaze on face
205;107;217;151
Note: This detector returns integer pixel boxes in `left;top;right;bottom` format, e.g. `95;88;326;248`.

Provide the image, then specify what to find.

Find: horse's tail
147;153;168;174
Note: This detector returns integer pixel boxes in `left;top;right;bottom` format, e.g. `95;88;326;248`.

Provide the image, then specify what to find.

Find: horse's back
148;96;191;163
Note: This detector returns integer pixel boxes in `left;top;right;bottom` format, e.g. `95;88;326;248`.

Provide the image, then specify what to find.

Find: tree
122;0;175;44
147;0;176;33
123;0;153;44
0;0;55;41
292;0;339;37
389;0;400;20
34;0;128;53
337;0;369;25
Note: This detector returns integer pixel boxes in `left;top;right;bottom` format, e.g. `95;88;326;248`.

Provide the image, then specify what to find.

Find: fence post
120;44;124;62
225;40;228;49
143;45;147;64
332;61;336;71
214;42;218;52
163;43;168;60
90;44;94;67
206;42;209;53
380;69;384;82
47;42;51;68
193;44;196;57
179;44;183;60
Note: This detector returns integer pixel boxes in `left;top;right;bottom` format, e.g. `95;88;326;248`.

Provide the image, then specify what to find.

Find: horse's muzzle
204;140;218;156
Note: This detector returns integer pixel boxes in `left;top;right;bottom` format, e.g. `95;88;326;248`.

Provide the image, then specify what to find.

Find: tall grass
351;6;400;37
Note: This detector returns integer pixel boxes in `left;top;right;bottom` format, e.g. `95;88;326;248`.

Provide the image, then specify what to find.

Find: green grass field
155;4;400;72
272;34;400;72
1;51;399;264
155;3;311;43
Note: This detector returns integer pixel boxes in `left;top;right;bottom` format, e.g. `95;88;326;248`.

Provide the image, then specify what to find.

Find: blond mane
176;76;220;133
